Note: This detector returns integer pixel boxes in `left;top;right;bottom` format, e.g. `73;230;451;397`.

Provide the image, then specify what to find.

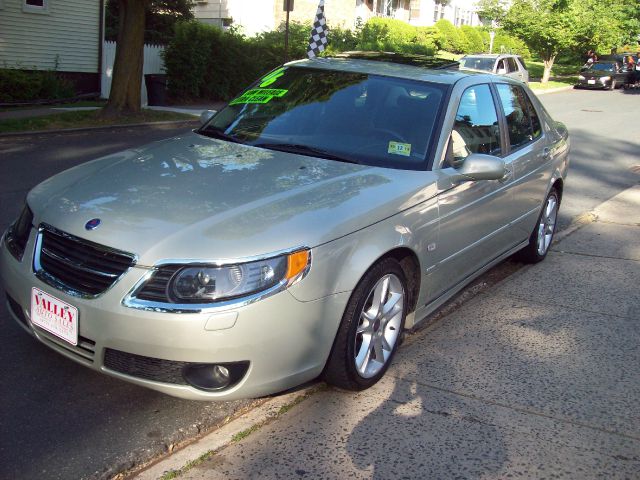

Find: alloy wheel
353;273;405;378
536;193;558;256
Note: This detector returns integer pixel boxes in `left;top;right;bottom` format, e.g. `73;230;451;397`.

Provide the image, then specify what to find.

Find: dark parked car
576;61;628;90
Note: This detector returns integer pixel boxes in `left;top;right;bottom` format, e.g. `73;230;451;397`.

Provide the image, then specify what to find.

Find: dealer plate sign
31;287;78;346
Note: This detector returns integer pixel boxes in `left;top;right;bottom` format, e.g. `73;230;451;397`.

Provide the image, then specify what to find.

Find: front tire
323;258;408;391
516;187;559;263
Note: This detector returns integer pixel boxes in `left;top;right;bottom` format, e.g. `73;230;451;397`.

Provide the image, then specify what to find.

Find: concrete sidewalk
136;185;640;479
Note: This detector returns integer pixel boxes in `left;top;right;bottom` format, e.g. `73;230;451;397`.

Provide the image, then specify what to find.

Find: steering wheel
370;128;408;144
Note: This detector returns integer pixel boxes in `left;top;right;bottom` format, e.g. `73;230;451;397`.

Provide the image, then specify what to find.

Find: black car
576;61;628;90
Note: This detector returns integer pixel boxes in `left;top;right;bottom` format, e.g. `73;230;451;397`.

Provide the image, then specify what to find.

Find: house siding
274;0;358;30
0;0;101;73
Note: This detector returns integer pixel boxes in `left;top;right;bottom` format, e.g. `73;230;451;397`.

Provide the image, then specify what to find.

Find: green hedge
357;17;441;55
164;21;314;101
460;25;484;54
0;68;75;103
435;20;468;54
163;20;532;102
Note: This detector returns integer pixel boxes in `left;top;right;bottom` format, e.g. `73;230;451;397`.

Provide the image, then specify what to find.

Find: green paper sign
259;67;286;87
229;88;289;105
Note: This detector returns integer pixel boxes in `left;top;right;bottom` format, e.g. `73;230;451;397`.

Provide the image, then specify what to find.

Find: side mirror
448;153;506;182
199;110;216;126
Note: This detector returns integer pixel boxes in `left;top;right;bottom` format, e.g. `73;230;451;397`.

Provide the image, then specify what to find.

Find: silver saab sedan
0;53;569;400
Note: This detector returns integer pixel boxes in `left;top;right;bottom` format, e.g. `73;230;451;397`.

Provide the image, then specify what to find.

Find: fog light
182;361;249;391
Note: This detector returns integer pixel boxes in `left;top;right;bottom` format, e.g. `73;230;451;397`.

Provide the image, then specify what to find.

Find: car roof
461;53;519;59
287;54;491;86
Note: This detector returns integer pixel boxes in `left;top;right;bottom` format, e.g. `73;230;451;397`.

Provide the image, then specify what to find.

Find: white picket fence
101;41;165;105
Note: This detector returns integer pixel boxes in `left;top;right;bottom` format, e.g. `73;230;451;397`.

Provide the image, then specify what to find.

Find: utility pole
284;0;293;63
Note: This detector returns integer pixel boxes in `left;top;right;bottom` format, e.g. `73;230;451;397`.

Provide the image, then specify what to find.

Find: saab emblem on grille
85;218;101;231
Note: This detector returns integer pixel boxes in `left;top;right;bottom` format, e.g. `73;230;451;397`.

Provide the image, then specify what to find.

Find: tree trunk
102;0;148;117
542;55;556;85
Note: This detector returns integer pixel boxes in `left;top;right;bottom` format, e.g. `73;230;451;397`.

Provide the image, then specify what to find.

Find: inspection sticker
388;141;411;157
229;88;288;105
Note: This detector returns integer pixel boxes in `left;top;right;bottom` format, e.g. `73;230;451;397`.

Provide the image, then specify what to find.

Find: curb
127;385;323;480
533;85;575;96
0;120;198;138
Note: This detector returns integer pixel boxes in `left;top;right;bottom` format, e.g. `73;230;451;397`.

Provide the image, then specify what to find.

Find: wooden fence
101;41;165;105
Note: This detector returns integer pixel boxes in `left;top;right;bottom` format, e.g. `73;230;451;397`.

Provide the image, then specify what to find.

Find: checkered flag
307;0;329;59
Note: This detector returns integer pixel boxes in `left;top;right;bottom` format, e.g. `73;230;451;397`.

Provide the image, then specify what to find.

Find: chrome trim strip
122;247;312;313
148;245;312;268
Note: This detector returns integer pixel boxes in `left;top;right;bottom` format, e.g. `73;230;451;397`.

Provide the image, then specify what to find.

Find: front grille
35;225;136;297
104;348;189;385
134;266;180;302
37;330;97;363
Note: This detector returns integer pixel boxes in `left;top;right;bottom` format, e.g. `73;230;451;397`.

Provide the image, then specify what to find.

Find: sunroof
329;51;460;70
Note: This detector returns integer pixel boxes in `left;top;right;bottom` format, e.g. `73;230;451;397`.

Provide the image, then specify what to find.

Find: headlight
578;75;585;80
5;203;33;261
599;76;611;81
134;249;311;305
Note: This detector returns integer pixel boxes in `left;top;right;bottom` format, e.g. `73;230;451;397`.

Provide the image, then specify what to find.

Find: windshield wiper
253;143;360;164
198;127;242;143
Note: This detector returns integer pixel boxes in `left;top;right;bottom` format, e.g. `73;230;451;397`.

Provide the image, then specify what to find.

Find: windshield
199;66;448;170
459;56;495;72
589;63;616;72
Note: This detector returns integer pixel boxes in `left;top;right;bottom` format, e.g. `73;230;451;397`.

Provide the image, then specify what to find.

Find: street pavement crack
555;249;640;262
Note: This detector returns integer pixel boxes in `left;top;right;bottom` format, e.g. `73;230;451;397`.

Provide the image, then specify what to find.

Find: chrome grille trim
33;224;137;298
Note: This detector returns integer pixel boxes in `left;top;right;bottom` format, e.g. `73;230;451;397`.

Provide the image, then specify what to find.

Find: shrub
358;17;439;55
162;21;214;99
325;25;360;54
0;68;74;103
435;19;468;54
477;28;531;60
461;26;484;54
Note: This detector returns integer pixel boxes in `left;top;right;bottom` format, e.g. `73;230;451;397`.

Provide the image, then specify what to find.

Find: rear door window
496;84;541;150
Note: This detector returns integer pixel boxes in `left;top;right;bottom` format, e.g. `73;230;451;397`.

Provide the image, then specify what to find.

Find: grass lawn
526;60;581;80
529;79;576;90
0;108;196;133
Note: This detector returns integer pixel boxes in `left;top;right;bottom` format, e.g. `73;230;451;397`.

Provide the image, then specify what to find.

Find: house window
23;0;49;13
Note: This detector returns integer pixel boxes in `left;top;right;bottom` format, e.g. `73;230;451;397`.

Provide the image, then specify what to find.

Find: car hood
581;70;614;78
28;132;438;265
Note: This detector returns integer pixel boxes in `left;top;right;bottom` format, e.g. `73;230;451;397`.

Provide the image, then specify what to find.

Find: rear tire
516;187;559;264
323;258;408;391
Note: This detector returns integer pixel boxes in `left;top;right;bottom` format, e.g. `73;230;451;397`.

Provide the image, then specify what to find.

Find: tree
568;0;626;55
475;0;509;25
502;0;574;84
102;0;194;116
503;0;631;84
105;0;194;45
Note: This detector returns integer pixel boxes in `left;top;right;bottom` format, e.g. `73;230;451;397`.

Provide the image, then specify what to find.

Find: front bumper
576;78;611;89
0;231;349;400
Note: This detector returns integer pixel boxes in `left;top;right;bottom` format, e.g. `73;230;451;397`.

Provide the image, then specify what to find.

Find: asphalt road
0;88;638;480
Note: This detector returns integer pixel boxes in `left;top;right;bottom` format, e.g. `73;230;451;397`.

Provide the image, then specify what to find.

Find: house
0;0;104;95
193;0;480;37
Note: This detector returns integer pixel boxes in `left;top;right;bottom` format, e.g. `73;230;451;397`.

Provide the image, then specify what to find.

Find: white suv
459;54;529;84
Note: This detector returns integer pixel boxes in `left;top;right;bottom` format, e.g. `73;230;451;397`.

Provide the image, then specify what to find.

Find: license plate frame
31;287;79;346
587;79;596;85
